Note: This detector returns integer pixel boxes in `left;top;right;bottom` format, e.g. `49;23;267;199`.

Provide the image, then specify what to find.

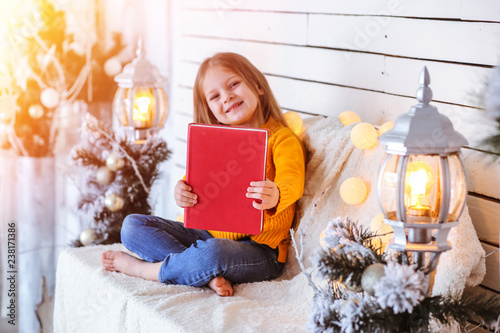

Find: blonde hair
193;52;288;128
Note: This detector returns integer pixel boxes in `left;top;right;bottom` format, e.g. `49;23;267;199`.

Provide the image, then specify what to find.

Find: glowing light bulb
132;89;156;128
405;161;435;243
135;97;150;119
405;161;434;209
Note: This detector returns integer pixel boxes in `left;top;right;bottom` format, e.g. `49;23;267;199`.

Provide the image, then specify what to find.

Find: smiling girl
102;53;305;297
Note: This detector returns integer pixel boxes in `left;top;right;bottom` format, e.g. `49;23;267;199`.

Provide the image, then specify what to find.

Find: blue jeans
121;214;284;287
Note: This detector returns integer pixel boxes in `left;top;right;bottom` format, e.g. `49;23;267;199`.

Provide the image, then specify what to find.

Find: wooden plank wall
167;2;500;325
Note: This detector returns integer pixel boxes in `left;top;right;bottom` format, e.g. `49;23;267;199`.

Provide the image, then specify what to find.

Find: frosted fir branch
291;183;334;295
315;249;377;289
374;262;426;314
321;217;381;263
484;247;499;259
71;149;102;167
86;115;150;194
291;228;320;294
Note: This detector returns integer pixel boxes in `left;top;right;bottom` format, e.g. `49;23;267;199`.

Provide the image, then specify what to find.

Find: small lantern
377;67;468;274
113;41;168;143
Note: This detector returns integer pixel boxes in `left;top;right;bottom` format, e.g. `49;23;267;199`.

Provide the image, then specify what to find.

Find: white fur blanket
53;116;485;332
283;116;485;297
54;243;314;333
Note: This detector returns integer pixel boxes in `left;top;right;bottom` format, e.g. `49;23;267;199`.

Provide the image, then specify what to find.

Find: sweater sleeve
270;129;305;215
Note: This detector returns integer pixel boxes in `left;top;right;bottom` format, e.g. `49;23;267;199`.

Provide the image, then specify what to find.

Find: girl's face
203;66;263;128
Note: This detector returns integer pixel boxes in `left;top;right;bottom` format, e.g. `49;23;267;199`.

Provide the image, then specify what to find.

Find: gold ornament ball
361;263;386;295
339;111;361;126
80;228;97;246
284;111;303;136
378;121;394;136
350;122;378;149
28;104;44;119
96;166;115;185
104;193;125;212
106;152;125;171
40;88;60;109
339;177;368;205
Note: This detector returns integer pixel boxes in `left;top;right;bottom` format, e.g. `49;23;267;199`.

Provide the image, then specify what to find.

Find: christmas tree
483;66;500;159
71;114;171;246
293;215;500;333
0;0;129;156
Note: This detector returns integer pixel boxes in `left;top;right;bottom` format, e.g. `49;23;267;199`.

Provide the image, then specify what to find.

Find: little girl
102;52;305;297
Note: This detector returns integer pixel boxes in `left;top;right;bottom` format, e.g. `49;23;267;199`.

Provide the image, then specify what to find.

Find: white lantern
113;40;168;143
377;67;468;274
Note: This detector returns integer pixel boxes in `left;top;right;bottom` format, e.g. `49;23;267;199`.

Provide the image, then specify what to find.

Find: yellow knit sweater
209;117;305;262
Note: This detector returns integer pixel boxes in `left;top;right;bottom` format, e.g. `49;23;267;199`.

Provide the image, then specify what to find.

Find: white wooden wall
166;1;500;323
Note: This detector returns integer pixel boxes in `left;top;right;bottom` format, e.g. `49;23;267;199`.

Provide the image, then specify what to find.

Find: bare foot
208;276;233;297
101;250;161;282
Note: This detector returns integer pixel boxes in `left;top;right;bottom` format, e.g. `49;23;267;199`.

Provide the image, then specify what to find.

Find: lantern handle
416;66;432;105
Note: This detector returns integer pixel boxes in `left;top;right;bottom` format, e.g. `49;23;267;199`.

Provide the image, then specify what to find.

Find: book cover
184;123;269;235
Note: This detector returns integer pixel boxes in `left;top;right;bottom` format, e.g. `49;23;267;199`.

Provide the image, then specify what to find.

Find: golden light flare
284;111;303;136
0;0;70;64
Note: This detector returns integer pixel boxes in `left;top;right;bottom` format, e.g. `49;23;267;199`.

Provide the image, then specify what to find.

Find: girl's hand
174;180;198;208
246;179;279;210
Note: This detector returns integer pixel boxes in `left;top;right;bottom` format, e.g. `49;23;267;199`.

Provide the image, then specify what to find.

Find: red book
184;123;269;235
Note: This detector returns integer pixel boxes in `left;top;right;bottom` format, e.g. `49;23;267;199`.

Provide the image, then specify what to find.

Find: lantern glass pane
447;154;467;221
379;153;399;220
403;155;441;223
155;88;168;127
113;87;129;126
